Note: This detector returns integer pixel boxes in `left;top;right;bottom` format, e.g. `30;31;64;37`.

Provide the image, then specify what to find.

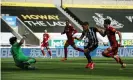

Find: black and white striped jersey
82;27;98;47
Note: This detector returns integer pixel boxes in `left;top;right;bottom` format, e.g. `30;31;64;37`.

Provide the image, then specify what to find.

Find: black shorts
84;43;98;52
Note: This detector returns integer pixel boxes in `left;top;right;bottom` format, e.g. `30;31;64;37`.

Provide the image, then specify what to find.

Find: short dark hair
66;20;69;22
9;37;17;45
104;19;111;25
82;22;89;26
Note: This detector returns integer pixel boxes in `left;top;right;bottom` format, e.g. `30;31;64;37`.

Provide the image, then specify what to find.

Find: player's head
66;20;70;26
9;37;17;45
82;22;89;30
104;19;111;28
44;29;47;33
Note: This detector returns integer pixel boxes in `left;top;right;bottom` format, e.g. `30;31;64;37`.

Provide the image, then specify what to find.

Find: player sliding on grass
9;36;36;70
41;30;52;59
99;19;126;68
75;22;103;69
61;20;84;61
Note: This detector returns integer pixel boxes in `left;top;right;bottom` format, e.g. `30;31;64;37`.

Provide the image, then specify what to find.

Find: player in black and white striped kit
75;22;103;69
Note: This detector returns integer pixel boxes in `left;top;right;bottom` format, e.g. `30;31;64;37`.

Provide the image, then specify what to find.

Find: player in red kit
41;30;52;59
100;19;126;68
61;20;84;61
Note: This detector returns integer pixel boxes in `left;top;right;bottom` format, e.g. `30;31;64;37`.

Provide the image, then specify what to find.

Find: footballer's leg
17;57;36;70
21;56;36;65
84;43;93;69
41;44;46;57
84;49;95;69
24;57;36;70
102;47;114;57
113;47;126;68
84;45;98;69
26;58;36;64
16;62;26;69
61;41;69;61
46;46;52;59
71;43;84;52
105;46;122;64
102;46;126;68
112;47;120;63
84;48;92;68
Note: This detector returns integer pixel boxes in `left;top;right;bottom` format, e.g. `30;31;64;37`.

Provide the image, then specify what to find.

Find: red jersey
106;26;118;46
62;25;77;40
43;33;49;43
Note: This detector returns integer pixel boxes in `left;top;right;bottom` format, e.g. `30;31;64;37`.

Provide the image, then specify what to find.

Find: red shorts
41;42;49;47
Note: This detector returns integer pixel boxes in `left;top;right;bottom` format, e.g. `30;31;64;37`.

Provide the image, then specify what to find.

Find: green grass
1;58;133;80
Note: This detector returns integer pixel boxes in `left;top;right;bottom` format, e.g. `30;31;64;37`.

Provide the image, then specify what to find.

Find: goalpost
16;17;40;46
2;17;40;46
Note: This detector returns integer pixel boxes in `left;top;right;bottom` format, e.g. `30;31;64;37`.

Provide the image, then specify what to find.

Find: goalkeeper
9;35;36;70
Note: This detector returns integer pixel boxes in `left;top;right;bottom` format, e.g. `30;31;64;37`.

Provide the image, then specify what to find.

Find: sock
48;50;52;56
114;57;123;64
75;48;84;52
87;54;92;63
27;58;36;64
84;52;92;63
41;50;45;56
64;48;67;58
119;58;124;64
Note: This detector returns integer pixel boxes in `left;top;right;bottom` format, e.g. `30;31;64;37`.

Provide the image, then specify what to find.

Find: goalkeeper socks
64;48;67;58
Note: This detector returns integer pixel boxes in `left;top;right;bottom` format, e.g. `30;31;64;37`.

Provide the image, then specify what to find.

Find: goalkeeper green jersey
11;42;28;63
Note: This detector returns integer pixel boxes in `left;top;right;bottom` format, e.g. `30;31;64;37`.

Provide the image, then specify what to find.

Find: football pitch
1;58;133;80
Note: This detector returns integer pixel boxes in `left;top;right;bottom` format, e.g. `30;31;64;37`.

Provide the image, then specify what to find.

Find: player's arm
71;26;77;35
18;35;26;46
74;31;85;41
41;34;44;43
110;27;122;45
95;25;105;29
95;26;106;37
46;34;50;43
61;31;65;35
61;26;66;35
48;34;50;40
116;31;122;45
43;34;45;38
